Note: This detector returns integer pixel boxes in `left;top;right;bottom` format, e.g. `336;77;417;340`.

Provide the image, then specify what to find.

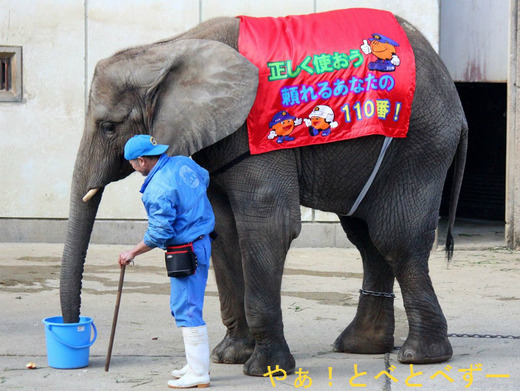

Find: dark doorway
441;82;506;221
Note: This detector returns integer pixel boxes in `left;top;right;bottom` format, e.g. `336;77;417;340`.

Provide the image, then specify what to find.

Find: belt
166;235;204;251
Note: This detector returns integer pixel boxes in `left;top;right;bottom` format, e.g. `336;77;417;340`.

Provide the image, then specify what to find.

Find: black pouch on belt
165;243;198;277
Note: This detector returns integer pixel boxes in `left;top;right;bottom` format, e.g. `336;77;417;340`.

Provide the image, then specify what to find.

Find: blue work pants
169;236;211;327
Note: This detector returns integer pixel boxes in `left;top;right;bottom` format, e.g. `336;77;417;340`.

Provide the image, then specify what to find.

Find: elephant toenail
401;350;415;360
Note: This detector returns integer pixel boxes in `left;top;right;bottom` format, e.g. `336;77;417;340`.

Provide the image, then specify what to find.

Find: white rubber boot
168;326;210;389
170;364;189;379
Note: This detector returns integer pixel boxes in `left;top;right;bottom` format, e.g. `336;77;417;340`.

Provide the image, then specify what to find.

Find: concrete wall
507;0;520;249
440;0;509;82
1;0;84;220
1;0;440;245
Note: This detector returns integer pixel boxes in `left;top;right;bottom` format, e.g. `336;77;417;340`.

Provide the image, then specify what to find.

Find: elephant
60;11;467;377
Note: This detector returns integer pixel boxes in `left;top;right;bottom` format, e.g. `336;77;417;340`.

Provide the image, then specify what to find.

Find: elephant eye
100;121;116;137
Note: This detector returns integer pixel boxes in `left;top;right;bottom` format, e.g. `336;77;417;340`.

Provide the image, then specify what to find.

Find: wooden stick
105;264;126;372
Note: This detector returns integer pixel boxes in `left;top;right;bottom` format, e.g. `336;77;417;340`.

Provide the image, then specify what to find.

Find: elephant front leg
334;217;395;354
209;190;255;365
211;238;255;364
241;237;296;376
214;151;301;376
393;254;453;363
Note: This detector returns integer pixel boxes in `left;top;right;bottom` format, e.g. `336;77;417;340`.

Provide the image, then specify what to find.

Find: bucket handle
47;322;97;349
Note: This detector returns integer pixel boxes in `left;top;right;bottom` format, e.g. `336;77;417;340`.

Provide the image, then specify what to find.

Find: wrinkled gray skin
61;15;467;376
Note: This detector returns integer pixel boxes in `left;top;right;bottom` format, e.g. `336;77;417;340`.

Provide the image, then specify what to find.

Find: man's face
130;157;153;176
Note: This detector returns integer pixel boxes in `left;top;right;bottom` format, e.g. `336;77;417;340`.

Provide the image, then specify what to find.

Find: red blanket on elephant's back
238;8;415;155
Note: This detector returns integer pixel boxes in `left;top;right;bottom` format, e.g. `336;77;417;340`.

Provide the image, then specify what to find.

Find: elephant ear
142;39;258;156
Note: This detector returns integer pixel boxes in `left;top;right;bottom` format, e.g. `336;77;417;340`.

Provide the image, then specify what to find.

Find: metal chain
448;333;520;339
359;289;396;299
358;288;519;340
394;334;520;350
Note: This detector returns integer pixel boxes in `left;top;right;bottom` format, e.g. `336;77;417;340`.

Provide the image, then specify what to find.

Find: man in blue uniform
119;135;214;389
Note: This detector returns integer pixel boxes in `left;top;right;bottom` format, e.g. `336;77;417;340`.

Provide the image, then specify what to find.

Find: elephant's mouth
81;156;133;203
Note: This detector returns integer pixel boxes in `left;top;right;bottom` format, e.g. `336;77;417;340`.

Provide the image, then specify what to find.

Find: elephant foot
243;339;295;377
333;323;394;354
211;332;255;364
398;335;453;364
333;297;395;354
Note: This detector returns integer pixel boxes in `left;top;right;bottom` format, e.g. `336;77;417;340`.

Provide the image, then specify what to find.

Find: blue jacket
140;154;215;249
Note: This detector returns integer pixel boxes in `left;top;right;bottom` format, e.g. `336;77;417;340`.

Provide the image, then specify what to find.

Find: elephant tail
445;117;468;261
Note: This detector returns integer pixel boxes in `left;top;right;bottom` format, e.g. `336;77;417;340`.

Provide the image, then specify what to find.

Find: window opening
0;46;22;102
1;56;11;91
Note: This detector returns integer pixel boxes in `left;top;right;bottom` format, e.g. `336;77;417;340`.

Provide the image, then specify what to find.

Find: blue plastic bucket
42;316;97;369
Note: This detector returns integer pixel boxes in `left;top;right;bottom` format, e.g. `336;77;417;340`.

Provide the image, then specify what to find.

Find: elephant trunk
60;164;104;323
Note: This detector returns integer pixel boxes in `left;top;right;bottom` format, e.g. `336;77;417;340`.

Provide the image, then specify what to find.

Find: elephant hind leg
371;216;452;363
334;216;395;354
392;251;453;364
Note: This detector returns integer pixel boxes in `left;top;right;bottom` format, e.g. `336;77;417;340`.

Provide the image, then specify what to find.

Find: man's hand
118;250;135;268
118;240;153;268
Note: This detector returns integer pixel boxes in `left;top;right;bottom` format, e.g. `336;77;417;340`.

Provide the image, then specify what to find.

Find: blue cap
269;110;296;128
124;135;169;160
370;33;399;47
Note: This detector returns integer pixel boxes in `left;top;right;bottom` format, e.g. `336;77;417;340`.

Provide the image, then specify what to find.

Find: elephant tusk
82;188;99;202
